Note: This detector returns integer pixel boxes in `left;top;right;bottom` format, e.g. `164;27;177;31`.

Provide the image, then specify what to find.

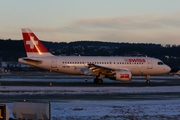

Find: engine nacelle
108;71;132;81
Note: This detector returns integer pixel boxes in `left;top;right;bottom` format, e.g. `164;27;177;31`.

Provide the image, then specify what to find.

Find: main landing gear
145;75;150;84
94;73;104;84
94;78;103;84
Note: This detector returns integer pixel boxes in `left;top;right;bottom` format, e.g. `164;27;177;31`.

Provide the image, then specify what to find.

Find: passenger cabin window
158;62;164;65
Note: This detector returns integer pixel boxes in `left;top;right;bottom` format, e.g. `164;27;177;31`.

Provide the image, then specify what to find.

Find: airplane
18;28;171;84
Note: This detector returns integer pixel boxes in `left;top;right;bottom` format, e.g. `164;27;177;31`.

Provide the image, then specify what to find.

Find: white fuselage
18;56;171;76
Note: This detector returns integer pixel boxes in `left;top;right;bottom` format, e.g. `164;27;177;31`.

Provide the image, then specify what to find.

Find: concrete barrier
12;102;50;120
0;104;10;120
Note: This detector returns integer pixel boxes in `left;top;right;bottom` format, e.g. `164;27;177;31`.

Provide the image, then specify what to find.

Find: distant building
1;61;46;72
1;61;31;72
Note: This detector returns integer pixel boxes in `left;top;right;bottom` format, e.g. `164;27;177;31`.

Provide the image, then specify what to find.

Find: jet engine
107;71;132;81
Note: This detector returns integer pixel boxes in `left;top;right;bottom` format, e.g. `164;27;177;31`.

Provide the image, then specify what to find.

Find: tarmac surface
0;72;180;102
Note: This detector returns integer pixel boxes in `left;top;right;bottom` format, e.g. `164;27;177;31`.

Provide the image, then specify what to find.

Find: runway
0;72;180;87
0;72;180;102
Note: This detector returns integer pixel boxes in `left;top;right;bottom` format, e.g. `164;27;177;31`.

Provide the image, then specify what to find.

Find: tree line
0;39;180;68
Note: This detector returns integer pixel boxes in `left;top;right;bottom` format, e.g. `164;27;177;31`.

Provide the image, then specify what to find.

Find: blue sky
1;0;180;44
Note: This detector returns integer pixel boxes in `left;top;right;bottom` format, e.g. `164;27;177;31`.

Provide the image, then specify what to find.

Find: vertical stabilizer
21;28;53;57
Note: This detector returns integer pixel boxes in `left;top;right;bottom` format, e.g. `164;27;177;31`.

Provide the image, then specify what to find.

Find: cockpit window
158;62;164;65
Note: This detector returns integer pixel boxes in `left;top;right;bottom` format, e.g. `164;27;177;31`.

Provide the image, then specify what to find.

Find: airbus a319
18;29;171;84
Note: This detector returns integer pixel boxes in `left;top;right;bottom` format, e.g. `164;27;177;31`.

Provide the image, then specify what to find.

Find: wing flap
88;64;130;75
88;64;115;75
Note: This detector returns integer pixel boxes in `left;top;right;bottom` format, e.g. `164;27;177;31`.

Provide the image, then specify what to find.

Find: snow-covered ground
3;100;180;120
51;100;180;120
1;86;180;119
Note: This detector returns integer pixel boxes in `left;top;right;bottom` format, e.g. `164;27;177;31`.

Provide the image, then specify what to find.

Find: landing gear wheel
94;78;103;84
146;80;150;84
97;79;103;84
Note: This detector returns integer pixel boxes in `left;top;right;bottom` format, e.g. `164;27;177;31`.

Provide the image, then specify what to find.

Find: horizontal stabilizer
22;58;42;64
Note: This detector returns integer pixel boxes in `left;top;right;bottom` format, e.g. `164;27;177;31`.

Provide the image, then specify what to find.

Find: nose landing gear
145;75;150;84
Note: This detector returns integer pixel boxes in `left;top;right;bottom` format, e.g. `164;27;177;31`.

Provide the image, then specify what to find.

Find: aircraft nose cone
166;65;171;73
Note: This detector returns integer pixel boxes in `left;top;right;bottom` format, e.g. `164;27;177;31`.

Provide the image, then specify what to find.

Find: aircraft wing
88;64;128;75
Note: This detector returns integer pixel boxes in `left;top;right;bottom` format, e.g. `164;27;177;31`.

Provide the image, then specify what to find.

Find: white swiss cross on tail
21;28;53;57
26;36;38;49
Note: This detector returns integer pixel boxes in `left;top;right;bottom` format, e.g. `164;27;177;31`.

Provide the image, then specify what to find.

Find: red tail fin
22;28;53;57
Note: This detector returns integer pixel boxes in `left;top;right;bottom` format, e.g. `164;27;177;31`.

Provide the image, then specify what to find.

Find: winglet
21;28;53;57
